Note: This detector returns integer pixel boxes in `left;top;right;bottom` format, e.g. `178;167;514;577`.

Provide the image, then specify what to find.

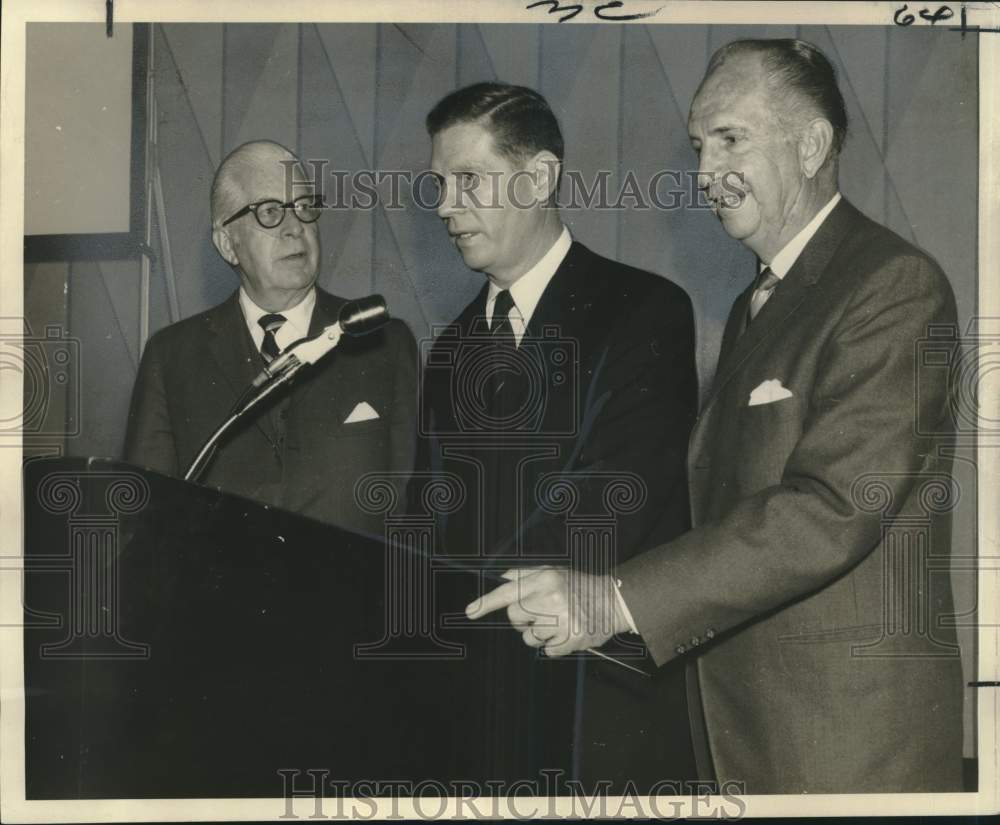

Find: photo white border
1;0;997;820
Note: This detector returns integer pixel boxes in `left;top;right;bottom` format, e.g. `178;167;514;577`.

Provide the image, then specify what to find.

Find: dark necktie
485;290;517;404
748;266;781;324
258;313;287;363
490;290;516;348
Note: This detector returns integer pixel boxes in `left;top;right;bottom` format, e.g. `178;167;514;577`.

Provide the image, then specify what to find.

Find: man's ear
799;118;834;179
212;226;239;266
530;150;561;202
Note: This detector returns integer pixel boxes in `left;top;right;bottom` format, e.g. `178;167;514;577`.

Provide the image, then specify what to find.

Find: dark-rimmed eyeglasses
222;195;323;229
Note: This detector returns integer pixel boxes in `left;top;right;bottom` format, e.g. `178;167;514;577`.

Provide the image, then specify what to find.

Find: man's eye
723;135;739;146
458;172;480;187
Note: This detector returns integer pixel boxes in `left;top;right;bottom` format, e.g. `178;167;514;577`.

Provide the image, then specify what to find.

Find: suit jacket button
675;644;686;655
705;628;715;640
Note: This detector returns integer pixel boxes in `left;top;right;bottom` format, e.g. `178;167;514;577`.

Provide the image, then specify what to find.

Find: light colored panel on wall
646;25;711;117
885;28;978;323
375;24;470;336
154;24;234;319
475;24;541;88
68;259;142;459
230;24;299;153
823;25;889;223
543;25;621;261
300;24;375;299
161;25;224;169
316;24;377;166
24;23;134;236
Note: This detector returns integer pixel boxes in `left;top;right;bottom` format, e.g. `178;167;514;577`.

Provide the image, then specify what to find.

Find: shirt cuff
613;577;639;635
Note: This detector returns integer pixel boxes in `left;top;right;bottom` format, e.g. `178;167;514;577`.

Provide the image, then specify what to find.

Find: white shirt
485;226;572;346
762;192;842;280
239;287;316;355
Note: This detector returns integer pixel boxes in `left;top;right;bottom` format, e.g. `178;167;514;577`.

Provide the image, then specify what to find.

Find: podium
22;458;581;798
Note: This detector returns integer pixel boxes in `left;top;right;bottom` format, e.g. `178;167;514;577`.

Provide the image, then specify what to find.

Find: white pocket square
748;379;793;407
344;401;380;423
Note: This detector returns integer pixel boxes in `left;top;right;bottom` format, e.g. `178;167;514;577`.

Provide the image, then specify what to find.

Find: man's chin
717;205;758;239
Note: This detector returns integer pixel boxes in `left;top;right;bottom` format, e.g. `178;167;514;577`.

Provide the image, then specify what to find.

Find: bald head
209;140;321;311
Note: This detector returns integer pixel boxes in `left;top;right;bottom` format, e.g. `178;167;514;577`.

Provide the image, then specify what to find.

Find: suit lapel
700;198;862;415
205;293;280;447
207;292;261;395
523;242;589;343
290;287;347;419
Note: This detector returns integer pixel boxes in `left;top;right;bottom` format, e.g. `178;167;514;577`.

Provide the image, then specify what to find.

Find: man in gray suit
468;39;963;793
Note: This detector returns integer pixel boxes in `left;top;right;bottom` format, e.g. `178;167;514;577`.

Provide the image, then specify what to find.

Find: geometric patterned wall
60;22;979;455
35;21;979;753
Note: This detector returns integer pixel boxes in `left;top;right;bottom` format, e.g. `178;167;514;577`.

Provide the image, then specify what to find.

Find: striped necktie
748;267;781;323
258;313;286;362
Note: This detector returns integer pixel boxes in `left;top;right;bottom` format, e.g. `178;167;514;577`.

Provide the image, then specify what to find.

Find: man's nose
696;150;718;192
281;212;304;237
436;180;463;219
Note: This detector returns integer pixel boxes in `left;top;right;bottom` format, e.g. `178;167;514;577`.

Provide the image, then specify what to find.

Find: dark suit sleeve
386;318;418;477
123;332;180;476
520;282;698;561
618;254;957;665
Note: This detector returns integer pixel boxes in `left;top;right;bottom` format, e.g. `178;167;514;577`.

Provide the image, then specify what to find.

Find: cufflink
675;644;687;655
705;628;716;640
690;636;701;647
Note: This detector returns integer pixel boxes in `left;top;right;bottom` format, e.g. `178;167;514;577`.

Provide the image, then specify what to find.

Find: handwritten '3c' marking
526;0;583;23
526;0;665;23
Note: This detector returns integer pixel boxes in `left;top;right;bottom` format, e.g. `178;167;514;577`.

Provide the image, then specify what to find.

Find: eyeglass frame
221;194;324;229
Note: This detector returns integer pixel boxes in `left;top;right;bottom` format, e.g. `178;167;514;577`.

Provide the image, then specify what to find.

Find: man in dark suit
469;41;963;793
125;140;417;535
419;83;699;789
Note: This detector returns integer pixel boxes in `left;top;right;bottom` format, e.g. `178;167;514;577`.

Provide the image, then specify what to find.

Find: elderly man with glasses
125;140;417;533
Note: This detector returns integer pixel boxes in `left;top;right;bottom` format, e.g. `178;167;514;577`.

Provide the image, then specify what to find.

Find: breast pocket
338;416;388;438
736;396;804;486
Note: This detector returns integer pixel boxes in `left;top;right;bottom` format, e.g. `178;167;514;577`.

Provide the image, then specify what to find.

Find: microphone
340;294;388;336
251;295;388;388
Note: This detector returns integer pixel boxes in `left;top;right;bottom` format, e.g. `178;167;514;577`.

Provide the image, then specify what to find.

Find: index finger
466;578;528;619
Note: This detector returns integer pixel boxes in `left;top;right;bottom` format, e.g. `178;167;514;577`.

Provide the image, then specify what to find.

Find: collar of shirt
485;225;572;346
239;287;317;354
762;192;842;280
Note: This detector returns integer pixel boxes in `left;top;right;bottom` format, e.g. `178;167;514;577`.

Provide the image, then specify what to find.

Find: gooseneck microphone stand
182;295;388;483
